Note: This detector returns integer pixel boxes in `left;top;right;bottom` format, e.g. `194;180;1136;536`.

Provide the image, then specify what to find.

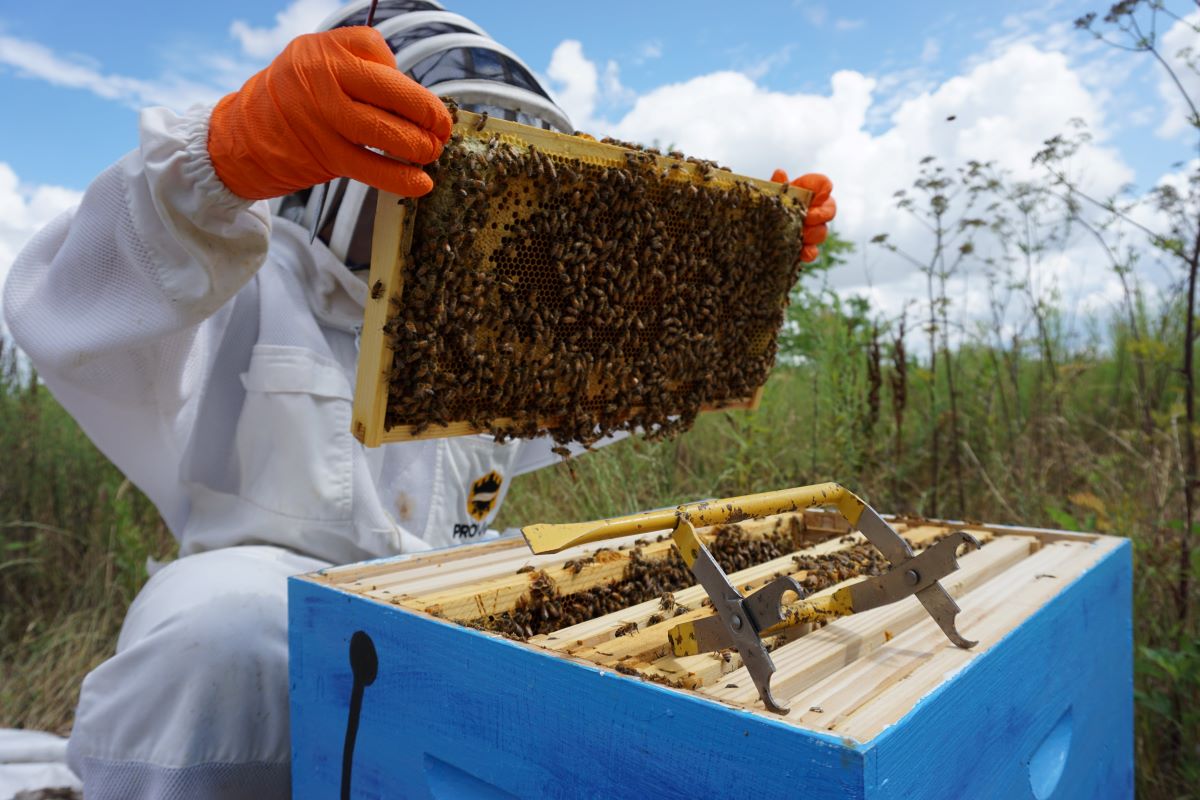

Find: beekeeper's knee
66;547;322;794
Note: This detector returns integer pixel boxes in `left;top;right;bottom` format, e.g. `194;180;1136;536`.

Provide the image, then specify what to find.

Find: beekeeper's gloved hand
771;170;837;263
208;27;453;200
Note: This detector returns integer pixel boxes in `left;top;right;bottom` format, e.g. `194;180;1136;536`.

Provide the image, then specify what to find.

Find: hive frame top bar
449;110;817;197
521;482;866;554
297;510;1125;743
351;109;813;446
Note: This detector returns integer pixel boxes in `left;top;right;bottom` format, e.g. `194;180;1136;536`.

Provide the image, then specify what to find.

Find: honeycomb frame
352;109;813;446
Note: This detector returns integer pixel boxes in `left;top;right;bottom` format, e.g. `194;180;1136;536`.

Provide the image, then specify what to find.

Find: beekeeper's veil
274;0;573;269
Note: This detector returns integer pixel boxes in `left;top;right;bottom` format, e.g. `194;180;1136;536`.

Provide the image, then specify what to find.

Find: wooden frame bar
309;513;1115;722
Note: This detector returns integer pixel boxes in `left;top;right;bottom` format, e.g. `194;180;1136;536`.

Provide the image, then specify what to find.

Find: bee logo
468;471;503;521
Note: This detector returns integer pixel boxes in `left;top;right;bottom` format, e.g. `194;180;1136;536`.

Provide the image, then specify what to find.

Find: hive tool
521;483;979;714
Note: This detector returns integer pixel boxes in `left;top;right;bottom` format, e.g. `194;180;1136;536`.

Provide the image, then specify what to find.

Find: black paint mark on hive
341;630;378;800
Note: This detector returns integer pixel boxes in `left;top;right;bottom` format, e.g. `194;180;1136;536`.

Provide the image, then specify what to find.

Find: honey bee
474;111;489;131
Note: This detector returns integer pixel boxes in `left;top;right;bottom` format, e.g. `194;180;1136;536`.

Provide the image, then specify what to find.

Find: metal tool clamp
523;483;978;713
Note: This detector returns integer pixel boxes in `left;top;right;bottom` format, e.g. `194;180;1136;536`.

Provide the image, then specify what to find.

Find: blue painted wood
289;540;1133;800
289;580;866;799
865;539;1133;799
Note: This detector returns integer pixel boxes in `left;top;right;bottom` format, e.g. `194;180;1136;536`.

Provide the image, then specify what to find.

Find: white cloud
991;8;1080;54
546;40;600;129
834;18;865;32
1155;10;1200;139
0;0;344;116
606;42;1126;240
0;163;82;320
229;0;342;60
1157;157;1200;199
739;45;794;81
794;2;828;28
920;38;941;64
1134;158;1200;244
546;40;635;132
1127;105;1156;127
550;38;1143;339
602;60;634;106
0;34;224;110
636;40;663;63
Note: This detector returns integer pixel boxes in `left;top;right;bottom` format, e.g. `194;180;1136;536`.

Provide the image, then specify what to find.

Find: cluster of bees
382;111;807;445
471;523;877;640
790;543;891;595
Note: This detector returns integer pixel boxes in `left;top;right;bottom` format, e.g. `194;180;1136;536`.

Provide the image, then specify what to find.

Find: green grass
0;340;175;734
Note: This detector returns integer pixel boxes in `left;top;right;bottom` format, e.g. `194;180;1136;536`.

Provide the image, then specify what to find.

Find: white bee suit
2;103;592;798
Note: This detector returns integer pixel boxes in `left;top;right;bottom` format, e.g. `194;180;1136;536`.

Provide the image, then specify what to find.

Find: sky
1;0;1197;339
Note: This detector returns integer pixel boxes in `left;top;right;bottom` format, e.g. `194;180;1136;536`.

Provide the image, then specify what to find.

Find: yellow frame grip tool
521;483;978;714
521;482;866;554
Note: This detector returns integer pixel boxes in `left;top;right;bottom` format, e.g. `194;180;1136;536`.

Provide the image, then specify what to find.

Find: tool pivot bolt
905;569;920;586
731;614;743;630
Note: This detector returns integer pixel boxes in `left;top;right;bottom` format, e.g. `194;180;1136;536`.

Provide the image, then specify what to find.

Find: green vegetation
0;342;175;734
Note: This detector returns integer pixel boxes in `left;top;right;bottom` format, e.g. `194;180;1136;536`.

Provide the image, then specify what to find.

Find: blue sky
1;0;1196;329
0;0;1183;187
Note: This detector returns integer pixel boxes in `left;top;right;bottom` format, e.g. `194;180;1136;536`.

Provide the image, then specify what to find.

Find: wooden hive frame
351;109;812;445
311;510;1123;738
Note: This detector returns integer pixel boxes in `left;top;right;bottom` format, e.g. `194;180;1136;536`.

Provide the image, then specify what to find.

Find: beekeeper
2;1;836;797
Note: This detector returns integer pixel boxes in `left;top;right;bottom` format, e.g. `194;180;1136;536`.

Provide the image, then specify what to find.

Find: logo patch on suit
468;471;503;521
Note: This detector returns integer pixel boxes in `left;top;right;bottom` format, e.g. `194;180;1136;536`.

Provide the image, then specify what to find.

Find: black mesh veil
274;2;573;267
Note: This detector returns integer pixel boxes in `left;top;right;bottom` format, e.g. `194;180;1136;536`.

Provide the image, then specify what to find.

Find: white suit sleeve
2;104;272;531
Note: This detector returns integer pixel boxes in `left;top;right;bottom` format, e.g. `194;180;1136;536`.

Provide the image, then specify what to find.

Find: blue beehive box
288;515;1132;799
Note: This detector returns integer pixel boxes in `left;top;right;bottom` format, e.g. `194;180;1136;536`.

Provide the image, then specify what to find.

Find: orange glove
771;170;837;263
208;27;452;201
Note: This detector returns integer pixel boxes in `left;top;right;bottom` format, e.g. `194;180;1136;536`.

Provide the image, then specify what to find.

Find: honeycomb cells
382;126;807;446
